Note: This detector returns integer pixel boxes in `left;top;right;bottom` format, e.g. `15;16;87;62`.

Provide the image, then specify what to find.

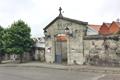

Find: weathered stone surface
44;18;87;65
84;36;120;66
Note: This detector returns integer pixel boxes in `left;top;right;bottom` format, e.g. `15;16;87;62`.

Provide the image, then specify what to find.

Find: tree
0;26;4;63
2;28;14;56
5;20;33;63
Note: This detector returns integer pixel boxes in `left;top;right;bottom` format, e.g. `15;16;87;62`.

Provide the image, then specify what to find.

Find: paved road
0;67;119;80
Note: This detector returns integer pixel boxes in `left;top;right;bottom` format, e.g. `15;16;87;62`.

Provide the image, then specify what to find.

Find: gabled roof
88;24;101;32
43;16;88;30
115;22;120;27
104;23;111;27
99;23;111;30
99;22;111;35
109;21;120;28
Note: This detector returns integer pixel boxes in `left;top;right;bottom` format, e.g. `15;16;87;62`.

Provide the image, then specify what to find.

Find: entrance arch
55;34;67;64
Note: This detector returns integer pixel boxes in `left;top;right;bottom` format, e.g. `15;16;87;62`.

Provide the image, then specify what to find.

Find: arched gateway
43;7;88;64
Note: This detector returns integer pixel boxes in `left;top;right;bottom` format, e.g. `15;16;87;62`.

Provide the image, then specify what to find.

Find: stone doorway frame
54;34;67;64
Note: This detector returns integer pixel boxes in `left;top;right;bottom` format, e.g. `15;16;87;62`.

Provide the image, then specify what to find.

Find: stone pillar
67;33;85;65
67;36;72;64
35;49;39;60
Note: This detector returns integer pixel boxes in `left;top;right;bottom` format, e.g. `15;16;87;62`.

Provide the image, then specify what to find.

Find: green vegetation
0;20;34;63
0;26;4;63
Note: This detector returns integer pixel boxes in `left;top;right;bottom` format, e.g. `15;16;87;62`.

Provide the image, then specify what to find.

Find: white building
33;37;45;61
87;25;101;35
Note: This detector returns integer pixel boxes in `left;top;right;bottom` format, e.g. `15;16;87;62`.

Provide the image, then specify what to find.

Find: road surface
0;67;119;80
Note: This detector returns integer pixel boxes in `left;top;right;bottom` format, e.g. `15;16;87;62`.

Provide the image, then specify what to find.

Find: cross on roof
59;7;62;14
58;7;63;17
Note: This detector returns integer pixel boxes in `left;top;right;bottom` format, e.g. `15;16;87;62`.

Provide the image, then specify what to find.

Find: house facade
109;21;120;34
43;7;88;65
33;37;45;61
87;25;101;35
99;23;111;35
99;21;120;35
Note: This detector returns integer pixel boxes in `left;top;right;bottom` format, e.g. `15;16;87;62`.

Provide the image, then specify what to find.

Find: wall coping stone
84;35;120;40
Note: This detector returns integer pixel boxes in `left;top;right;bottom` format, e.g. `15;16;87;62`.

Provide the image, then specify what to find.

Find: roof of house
104;23;111;27
43;15;88;30
115;22;120;27
109;21;120;28
88;24;101;32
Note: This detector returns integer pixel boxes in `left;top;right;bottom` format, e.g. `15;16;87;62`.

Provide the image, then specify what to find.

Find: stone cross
59;7;62;15
59;7;63;17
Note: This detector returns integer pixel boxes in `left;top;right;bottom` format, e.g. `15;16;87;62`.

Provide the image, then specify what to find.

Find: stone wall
67;35;85;64
84;35;120;66
35;49;45;61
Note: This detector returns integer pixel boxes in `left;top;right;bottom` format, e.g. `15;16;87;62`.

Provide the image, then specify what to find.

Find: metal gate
55;41;67;64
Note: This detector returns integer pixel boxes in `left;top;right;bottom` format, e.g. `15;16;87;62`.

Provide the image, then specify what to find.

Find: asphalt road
0;67;119;80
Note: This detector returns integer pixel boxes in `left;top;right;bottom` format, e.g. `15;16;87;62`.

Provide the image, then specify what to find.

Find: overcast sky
0;0;120;37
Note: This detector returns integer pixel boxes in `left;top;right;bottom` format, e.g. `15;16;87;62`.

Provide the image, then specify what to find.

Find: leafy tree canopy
4;20;33;55
0;26;4;53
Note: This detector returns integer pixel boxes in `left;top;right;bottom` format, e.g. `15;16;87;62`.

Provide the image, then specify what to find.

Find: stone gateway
43;7;88;65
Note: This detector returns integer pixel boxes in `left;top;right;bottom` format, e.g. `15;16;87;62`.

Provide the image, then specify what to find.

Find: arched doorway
55;34;67;64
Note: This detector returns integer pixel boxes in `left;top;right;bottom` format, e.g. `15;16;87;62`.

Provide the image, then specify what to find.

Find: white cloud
0;0;120;37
